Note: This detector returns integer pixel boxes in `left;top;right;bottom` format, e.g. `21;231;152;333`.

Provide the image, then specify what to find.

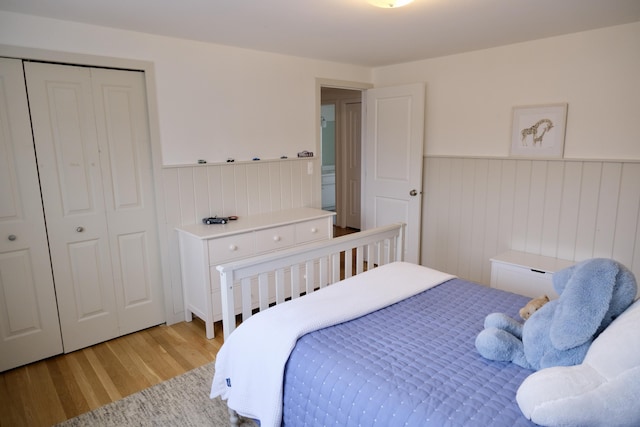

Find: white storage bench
490;251;575;299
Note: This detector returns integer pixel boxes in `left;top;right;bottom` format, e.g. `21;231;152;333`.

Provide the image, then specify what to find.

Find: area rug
57;362;256;426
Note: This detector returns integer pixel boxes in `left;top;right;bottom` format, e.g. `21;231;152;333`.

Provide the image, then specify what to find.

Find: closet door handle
8;234;17;241
76;226;84;232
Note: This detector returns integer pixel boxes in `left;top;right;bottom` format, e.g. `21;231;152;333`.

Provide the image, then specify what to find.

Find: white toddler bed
210;223;640;427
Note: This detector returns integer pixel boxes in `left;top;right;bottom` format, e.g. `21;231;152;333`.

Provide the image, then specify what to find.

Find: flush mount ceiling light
368;0;415;8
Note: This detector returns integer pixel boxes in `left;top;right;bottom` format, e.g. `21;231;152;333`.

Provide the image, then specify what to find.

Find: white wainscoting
161;158;320;322
422;157;640;290
162;156;639;322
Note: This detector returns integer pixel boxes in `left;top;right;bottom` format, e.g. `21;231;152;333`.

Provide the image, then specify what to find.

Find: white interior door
25;62;119;352
0;58;63;371
363;83;425;264
90;68;164;336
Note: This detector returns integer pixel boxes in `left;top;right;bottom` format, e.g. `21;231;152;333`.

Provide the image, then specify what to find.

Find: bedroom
1;3;638;326
1;1;639;425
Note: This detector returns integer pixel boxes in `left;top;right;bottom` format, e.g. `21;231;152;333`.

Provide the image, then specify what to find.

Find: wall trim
425;154;640;164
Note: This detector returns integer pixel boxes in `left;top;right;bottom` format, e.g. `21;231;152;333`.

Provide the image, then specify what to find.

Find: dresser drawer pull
228;244;238;251
273;235;281;242
310;227;318;233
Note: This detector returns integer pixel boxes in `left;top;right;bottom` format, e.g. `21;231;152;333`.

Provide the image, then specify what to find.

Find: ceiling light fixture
368;0;414;8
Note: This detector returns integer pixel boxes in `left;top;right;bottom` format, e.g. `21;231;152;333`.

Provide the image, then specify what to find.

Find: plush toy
519;295;549;320
475;258;637;371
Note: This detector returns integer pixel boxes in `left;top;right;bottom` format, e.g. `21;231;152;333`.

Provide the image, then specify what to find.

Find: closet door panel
24;62;118;353
68;239;112;316
0;58;62;371
91;68;164;335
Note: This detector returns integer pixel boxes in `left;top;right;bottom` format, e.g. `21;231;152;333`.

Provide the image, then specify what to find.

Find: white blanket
210;261;455;427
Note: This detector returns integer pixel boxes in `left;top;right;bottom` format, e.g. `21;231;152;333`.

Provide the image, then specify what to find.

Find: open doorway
320;87;363;233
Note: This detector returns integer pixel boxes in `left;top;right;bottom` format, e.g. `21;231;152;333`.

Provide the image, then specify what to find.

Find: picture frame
510;103;567;158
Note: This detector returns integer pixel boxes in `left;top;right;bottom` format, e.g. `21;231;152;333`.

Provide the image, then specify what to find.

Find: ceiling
1;0;639;67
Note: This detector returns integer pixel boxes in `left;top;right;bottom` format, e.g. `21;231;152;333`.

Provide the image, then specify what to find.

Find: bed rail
217;222;405;339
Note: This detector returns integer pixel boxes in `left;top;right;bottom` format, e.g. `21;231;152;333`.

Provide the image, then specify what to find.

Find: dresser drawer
208;233;254;264
255;225;295;254
295;218;330;244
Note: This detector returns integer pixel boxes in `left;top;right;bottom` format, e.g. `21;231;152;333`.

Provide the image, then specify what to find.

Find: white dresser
490;251;575;299
176;208;335;338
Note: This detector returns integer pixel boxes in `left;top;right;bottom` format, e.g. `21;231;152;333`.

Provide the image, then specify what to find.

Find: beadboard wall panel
163;156;639;321
422;157;640;288
162;158;320;320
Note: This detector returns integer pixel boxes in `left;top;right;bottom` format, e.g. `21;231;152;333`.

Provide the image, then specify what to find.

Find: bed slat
319;257;328;289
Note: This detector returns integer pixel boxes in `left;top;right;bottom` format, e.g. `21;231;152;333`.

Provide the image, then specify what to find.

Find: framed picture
510;103;567;158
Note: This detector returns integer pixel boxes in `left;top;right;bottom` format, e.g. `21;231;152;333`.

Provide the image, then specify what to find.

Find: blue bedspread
282;278;537;426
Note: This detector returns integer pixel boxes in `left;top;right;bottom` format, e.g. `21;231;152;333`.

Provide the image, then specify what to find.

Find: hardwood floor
333;225;359;238
2;226;359;427
0;318;223;427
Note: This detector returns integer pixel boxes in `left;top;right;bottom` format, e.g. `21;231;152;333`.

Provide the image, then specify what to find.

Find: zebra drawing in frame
521;118;554;146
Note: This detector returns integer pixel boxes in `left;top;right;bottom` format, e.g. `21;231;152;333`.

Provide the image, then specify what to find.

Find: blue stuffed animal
475;258;637;370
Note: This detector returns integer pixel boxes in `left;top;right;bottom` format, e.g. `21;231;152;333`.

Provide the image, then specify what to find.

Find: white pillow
516;299;640;427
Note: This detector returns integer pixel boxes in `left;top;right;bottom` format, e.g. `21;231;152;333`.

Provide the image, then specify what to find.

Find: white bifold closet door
24;61;164;354
0;58;63;371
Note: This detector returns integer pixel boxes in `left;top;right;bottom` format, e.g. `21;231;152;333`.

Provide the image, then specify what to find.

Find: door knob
409;189;418;196
76;226;84;232
8;234;16;241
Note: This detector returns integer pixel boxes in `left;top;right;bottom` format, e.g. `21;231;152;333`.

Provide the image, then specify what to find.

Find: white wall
373;22;640;161
0;10;371;324
372;22;640;287
0;11;372;165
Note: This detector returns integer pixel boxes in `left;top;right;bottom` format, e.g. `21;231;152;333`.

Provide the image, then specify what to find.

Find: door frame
0;44;175;323
338;97;363;230
320;91;362;228
316;79;372;229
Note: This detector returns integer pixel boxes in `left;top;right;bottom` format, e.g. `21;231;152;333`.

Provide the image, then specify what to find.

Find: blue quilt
282;278;537;426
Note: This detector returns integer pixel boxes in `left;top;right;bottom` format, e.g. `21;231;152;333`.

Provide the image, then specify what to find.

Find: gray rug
56;362;257;426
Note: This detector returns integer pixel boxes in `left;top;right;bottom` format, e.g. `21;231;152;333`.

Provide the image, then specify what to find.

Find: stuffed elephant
475;258;637;370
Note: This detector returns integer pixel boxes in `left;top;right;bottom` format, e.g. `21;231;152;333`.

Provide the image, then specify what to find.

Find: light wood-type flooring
0;318;223;427
0;226;357;427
